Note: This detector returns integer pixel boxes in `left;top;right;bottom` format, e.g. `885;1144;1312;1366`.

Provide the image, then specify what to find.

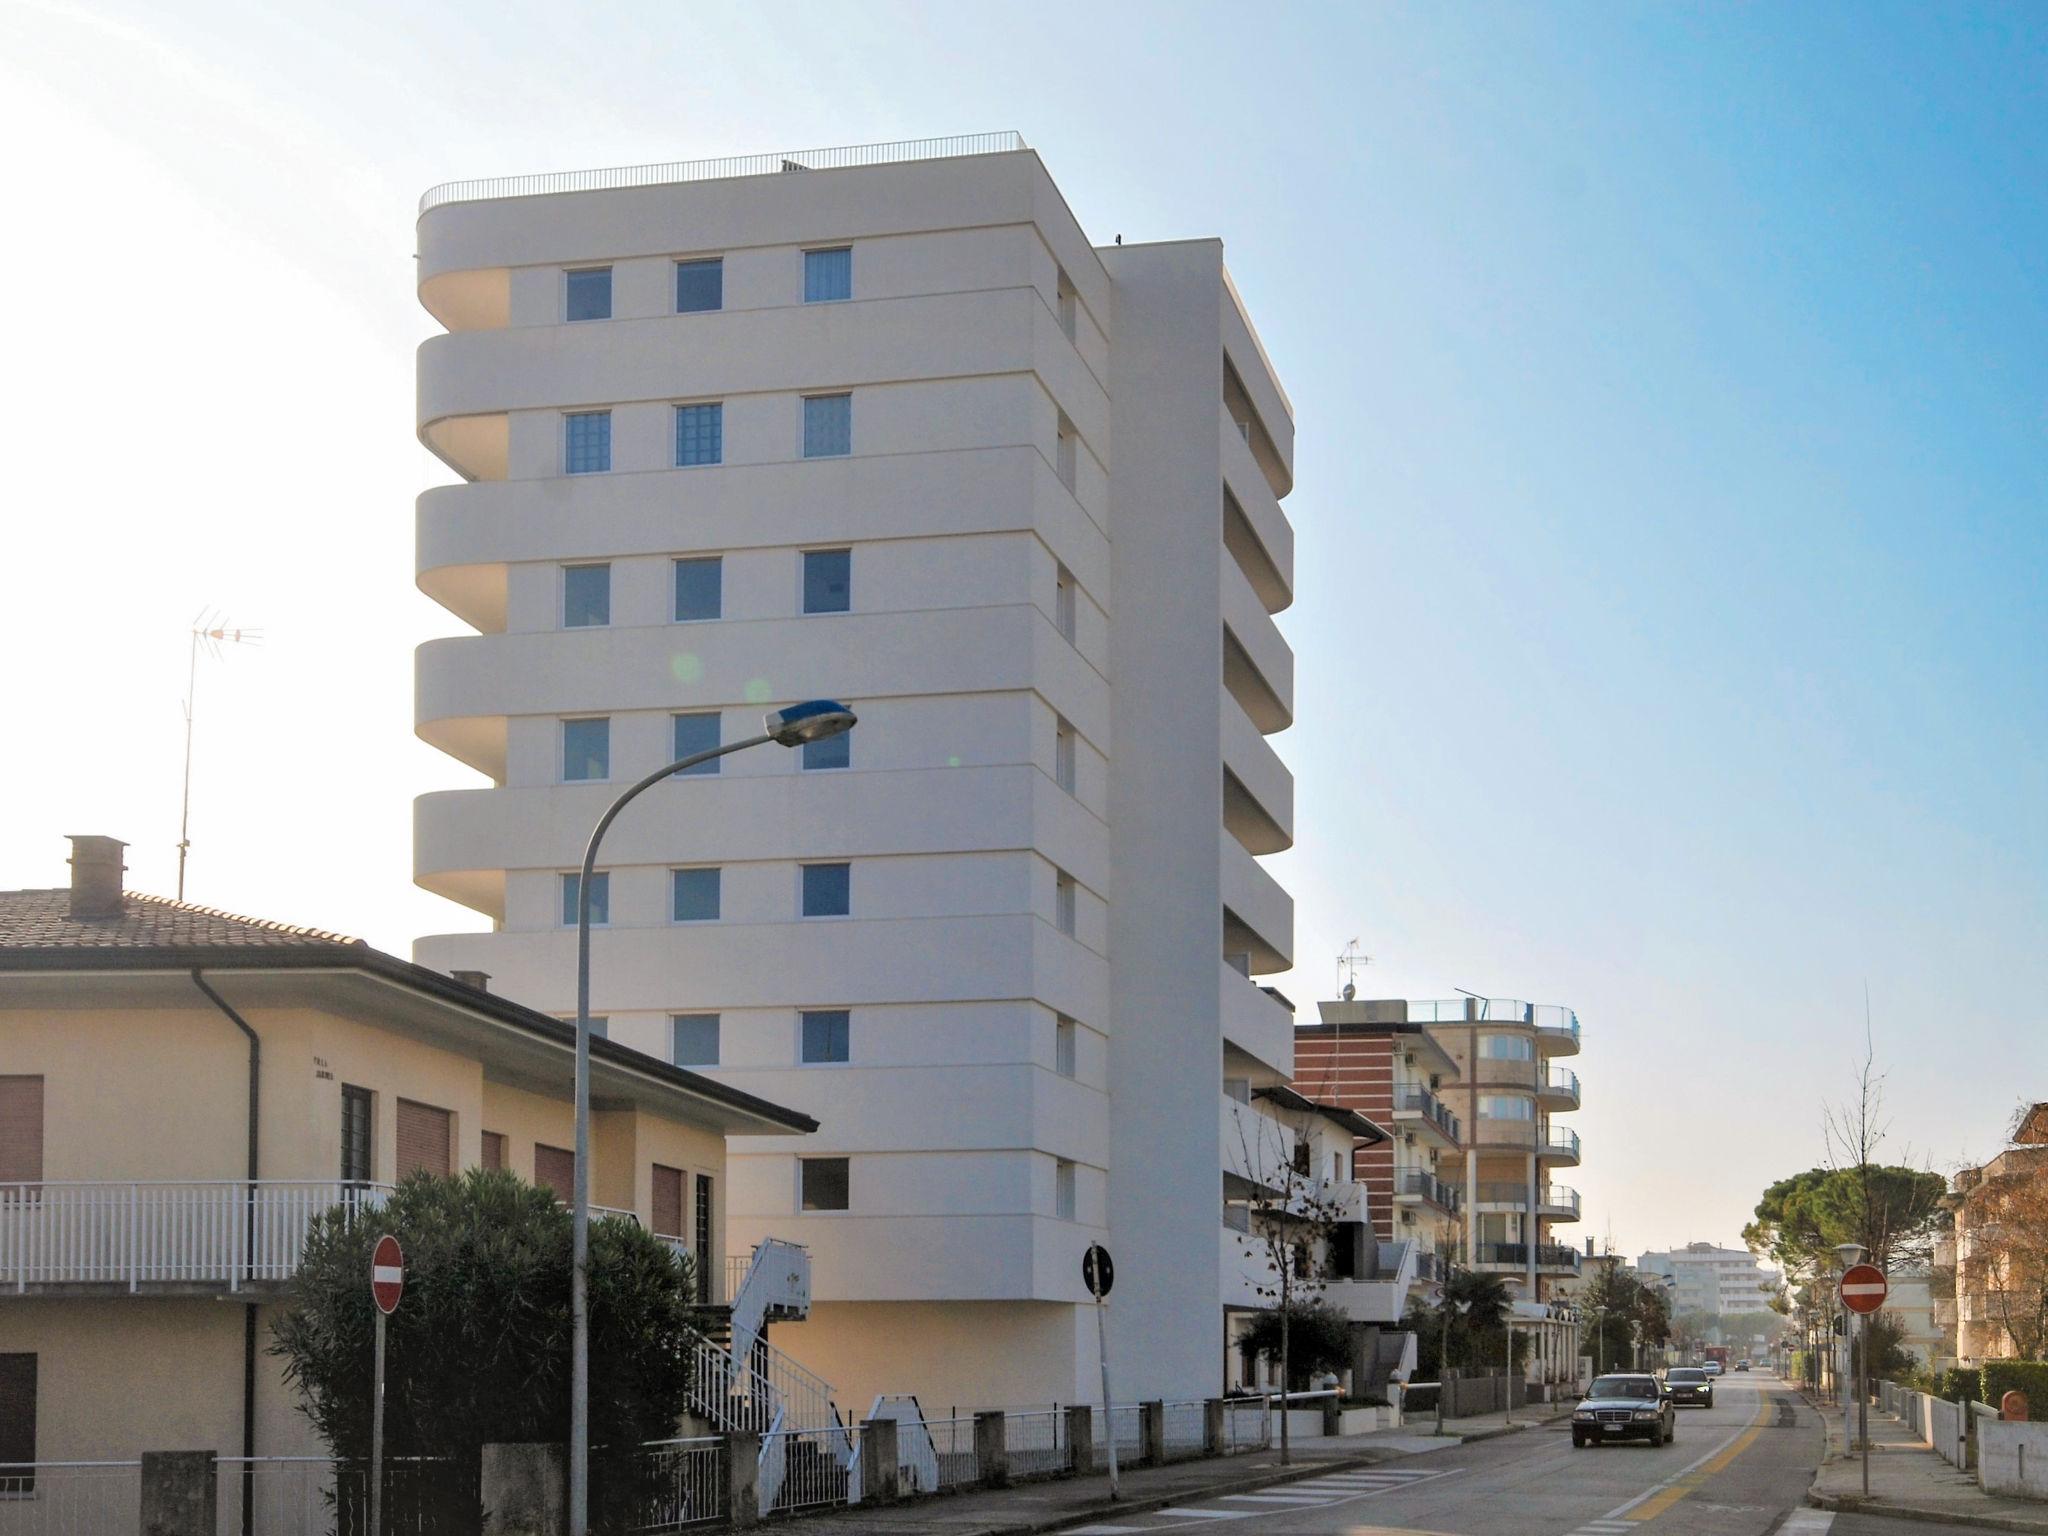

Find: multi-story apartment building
0;836;815;1519
1938;1104;2048;1365
409;134;1302;1410
1294;1000;1465;1305
1637;1242;1780;1318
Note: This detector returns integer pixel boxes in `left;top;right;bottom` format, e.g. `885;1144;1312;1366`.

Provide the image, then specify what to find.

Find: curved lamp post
570;700;856;1536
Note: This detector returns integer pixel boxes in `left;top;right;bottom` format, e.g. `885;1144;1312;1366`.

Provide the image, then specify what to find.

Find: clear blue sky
3;0;2041;1256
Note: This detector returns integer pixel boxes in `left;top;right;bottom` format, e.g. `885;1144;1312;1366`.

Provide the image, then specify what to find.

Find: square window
803;247;852;303
561;871;608;926
801;863;850;918
672;1013;720;1068
802;729;850;771
800;1009;850;1064
671;867;721;923
802;549;850;614
675;257;723;314
563;563;610;628
565;411;611;474
562;718;610;781
801;1156;850;1211
566;267;612;322
673;556;722;622
675;403;723;467
672;712;721;776
802;394;852;458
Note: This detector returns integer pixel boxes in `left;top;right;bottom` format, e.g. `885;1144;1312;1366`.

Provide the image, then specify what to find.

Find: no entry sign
1839;1263;1887;1315
371;1234;405;1315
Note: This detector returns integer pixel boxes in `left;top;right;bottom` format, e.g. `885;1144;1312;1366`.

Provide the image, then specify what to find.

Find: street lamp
569;700;856;1536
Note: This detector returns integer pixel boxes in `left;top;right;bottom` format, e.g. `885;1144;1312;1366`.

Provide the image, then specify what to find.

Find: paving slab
1808;1396;2048;1533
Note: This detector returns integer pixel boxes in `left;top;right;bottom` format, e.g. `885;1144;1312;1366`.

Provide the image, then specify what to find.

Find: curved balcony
1468;1054;1540;1091
1534;1005;1581;1056
1539;1127;1582;1167
1464;1116;1539;1153
1540;1185;1582;1221
1538;1069;1582;1109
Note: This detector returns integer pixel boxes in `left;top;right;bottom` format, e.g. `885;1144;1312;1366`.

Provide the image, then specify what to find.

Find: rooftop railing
420;131;1027;214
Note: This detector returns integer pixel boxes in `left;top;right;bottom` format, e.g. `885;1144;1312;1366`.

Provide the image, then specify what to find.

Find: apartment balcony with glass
1390;1084;1460;1147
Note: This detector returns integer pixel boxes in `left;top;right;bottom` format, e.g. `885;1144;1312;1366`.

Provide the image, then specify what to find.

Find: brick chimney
66;835;128;920
450;969;491;993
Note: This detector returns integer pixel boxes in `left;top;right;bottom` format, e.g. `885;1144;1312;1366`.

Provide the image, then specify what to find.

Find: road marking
1067;1527;1148;1534
1777;1513;1835;1533
1220;1491;1331;1502
1068;1467;1459;1531
1152;1511;1243;1520
1591;1390;1775;1524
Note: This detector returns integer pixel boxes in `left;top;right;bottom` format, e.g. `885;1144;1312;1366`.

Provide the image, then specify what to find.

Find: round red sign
1839;1262;1888;1315
371;1234;404;1315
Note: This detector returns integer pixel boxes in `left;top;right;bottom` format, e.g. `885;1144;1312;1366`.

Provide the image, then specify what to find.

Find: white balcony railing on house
0;1182;391;1293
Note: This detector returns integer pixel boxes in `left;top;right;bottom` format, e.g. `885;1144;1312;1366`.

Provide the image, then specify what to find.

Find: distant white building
409;133;1312;1412
1638;1242;1779;1316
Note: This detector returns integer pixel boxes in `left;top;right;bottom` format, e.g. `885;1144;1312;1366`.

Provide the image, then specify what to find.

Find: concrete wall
1979;1419;2048;1499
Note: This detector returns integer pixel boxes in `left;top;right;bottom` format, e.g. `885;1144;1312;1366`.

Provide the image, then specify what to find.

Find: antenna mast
177;612;261;901
1336;939;1371;1001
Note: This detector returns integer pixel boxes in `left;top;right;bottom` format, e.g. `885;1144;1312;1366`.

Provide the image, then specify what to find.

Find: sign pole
370;1308;387;1536
1859;1309;1869;1497
1096;1294;1119;1500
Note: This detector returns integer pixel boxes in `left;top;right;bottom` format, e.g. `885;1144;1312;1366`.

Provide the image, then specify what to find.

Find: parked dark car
1571;1373;1678;1448
1735;1360;1751;1371
1664;1366;1715;1408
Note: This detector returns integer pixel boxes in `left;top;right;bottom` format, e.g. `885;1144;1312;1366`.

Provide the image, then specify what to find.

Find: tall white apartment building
1637;1242;1780;1317
410;135;1300;1410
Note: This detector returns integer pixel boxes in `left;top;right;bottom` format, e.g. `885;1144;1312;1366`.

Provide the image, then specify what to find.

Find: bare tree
1229;1092;1350;1465
1820;1015;1947;1270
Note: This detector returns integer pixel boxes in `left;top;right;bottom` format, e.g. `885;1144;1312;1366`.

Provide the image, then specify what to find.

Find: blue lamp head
765;699;857;747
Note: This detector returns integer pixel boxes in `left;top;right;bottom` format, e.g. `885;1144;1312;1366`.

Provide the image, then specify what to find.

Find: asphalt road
1066;1372;1926;1536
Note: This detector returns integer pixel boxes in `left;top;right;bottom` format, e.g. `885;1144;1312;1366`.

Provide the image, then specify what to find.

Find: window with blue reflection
675;403;723;466
561;717;609;781
673;556;722;621
802;549;850;614
566;267;612;322
565;411;611;474
801;862;850;917
675;258;723;314
561;871;609;926
562;564;610;628
671;712;720;775
671;867;721;923
672;1013;720;1067
803;730;850;771
802;394;852;458
800;1009;851;1063
803;247;852;303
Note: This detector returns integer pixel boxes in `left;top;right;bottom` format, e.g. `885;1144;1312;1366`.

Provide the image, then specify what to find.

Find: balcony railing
1543;1185;1582;1217
1543;1128;1583;1160
1542;1069;1581;1103
420;131;1028;214
1;1182;390;1293
1395;1170;1461;1213
1472;1242;1582;1272
1391;1086;1461;1142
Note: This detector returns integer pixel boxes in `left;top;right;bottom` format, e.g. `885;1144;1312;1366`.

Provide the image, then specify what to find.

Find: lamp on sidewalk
568;700;856;1536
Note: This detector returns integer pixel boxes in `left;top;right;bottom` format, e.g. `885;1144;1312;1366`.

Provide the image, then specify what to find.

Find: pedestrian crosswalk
1066;1465;1453;1532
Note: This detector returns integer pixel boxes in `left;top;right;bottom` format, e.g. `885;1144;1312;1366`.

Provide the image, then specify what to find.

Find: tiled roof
0;888;365;952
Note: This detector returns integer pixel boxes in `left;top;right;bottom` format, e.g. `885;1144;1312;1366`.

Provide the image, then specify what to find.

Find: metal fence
1222;1396;1273;1454
922;1418;981;1492
0;1461;140;1535
213;1457;361;1536
627;1438;726;1531
419;132;1028;213
1001;1410;1066;1479
1161;1401;1208;1459
760;1425;855;1515
1090;1404;1143;1465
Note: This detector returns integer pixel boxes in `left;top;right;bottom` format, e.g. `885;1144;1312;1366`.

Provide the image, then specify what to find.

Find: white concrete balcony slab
1221;690;1293;854
1220;832;1293;974
1323;1277;1407;1325
0;1182;391;1296
1220;556;1293;732
1220;962;1294;1079
1221;421;1292;612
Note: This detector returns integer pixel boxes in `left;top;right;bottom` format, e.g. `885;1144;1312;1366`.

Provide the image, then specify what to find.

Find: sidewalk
1809;1397;2048;1533
784;1409;1571;1535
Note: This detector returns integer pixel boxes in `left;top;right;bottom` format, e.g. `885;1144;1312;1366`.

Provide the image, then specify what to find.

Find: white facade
1638;1242;1780;1317
410;137;1298;1411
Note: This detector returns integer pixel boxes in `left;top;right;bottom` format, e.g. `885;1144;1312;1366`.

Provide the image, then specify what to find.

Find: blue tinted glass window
801;863;850;918
561;718;609;781
565;411;611;474
675;258;723;313
671;1013;720;1067
802;549;850;614
563;564;610;628
804;247;852;303
802;730;850;771
802;394;852;458
561;871;609;926
671;867;721;922
675;403;723;467
801;1009;851;1063
566;267;612;321
673;556;722;621
672;712;720;775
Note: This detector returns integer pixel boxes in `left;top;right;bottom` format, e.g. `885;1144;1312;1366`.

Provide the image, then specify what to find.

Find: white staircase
685;1239;856;1508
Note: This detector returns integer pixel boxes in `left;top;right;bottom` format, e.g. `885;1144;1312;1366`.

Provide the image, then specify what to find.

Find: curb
1806;1489;2048;1534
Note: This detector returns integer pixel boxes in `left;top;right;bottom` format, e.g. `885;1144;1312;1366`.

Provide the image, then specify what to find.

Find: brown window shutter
535;1144;575;1201
480;1132;506;1172
652;1165;684;1237
0;1078;44;1187
0;1354;35;1468
395;1099;452;1182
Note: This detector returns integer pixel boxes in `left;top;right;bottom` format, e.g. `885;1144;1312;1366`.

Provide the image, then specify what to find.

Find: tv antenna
178;612;262;900
1337;939;1371;1001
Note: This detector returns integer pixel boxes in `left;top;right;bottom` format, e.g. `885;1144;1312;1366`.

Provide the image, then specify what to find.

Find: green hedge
1983;1361;2048;1412
1937;1367;1981;1403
